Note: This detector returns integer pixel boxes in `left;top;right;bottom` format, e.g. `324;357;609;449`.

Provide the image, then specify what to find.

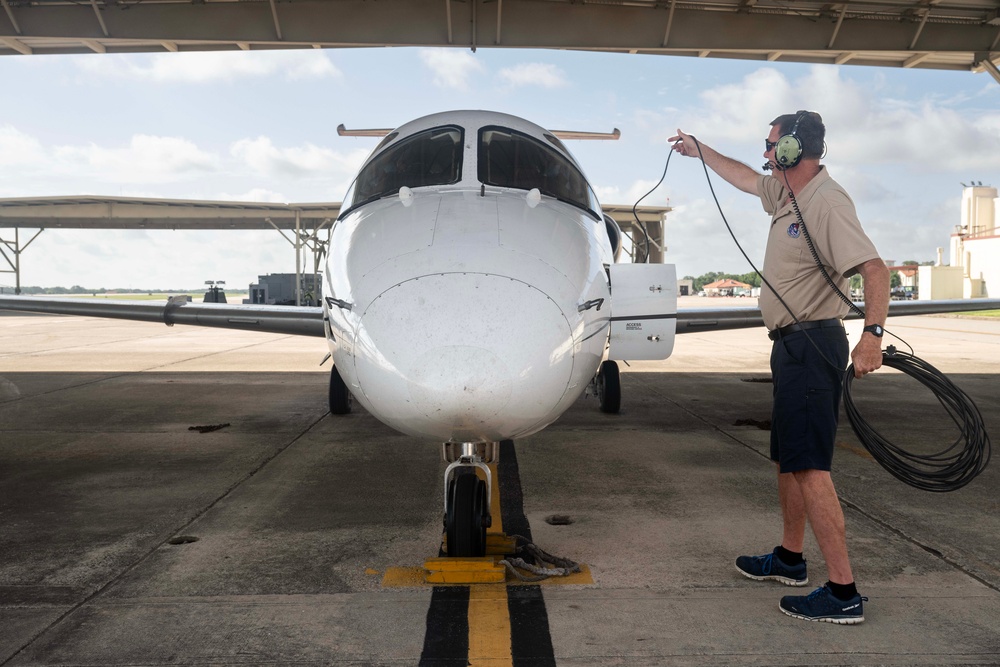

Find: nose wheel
442;443;495;558
446;470;488;557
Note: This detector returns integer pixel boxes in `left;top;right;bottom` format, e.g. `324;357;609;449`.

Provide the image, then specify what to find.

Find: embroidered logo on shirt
787;222;801;238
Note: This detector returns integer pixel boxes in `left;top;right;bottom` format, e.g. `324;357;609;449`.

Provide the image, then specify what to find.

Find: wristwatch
862;324;884;338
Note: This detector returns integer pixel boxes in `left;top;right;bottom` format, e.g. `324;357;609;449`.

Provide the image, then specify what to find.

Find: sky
1;47;999;290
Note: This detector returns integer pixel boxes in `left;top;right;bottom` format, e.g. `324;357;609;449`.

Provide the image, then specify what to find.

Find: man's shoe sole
735;564;808;587
779;604;865;624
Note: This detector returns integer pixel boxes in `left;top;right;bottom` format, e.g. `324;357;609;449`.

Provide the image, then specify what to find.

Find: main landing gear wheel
446;470;488;558
328;366;351;415
597;360;621;414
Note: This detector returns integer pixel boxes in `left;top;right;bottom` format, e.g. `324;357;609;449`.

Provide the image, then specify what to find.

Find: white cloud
497;63;568;88
0;125;48;169
419;48;485;90
214;188;289;203
594;178;670;208
75;51;342;83
674;65;1000;171
230;137;369;179
53;135;219;183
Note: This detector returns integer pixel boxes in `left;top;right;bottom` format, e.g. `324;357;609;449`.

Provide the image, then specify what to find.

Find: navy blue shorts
769;326;849;473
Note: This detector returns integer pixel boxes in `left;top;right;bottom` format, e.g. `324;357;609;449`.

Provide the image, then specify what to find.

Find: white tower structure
943;184;999;298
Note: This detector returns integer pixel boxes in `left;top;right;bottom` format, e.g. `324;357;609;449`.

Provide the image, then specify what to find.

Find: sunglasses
765;139;778;151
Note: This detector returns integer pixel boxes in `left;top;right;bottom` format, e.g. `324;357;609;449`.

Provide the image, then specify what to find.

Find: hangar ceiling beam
0;35;29;55
981;56;1000;83
0;0;997;78
88;0;109;37
1;0;20;35
661;0;677;47
268;0;283;41
828;4;848;48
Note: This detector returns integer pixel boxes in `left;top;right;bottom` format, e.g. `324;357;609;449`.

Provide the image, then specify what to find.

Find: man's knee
790;468;833;489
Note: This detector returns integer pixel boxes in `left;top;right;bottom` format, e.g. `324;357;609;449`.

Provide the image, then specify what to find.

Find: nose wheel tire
329;366;352;415
446;470;488;557
597;360;621;414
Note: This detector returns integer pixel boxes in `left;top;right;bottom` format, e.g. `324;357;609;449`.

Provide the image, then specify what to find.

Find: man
669;111;889;625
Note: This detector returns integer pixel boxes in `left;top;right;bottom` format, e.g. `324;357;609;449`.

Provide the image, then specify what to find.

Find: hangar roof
0;196;342;230
0;195;669;230
1;0;998;79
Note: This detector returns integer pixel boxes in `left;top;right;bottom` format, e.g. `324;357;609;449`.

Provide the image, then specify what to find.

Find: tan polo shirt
758;167;881;331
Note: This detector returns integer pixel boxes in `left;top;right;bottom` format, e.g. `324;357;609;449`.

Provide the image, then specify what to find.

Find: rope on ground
498;535;582;582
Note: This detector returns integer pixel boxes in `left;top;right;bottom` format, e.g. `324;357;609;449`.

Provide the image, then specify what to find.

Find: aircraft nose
352;272;575;441
406;344;512;423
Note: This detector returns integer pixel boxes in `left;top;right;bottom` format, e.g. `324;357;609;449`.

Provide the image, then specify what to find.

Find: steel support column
0;227;45;295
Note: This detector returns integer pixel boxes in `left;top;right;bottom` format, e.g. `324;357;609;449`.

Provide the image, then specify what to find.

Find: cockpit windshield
350;125;464;208
478;126;601;220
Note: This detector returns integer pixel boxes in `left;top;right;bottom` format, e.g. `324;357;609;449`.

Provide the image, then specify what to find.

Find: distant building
887;265;919;289
244;273;322;306
919;184;998;299
702;278;752;297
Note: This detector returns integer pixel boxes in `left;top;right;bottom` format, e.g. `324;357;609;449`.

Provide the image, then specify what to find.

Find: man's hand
850;334;884;378
669;129;699;158
667;129;760;194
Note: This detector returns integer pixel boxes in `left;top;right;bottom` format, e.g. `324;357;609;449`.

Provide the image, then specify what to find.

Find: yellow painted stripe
467;584;513;667
382;564;595;587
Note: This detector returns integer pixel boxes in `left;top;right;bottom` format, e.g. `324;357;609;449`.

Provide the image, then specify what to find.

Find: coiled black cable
844;347;991;492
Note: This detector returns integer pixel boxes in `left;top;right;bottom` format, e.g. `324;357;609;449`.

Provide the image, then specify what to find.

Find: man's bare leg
792;468;854;584
777;467;806;554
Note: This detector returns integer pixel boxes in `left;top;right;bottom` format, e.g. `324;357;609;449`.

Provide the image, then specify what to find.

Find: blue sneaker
780;584;868;624
736;547;808;586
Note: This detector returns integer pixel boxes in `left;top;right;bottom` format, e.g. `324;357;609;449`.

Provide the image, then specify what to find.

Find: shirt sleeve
757;174;785;215
819;201;881;277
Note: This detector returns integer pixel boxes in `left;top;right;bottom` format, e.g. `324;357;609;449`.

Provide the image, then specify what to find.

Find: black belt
768;318;843;341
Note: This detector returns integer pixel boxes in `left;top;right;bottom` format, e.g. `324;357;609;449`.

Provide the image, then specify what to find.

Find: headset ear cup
775;134;803;168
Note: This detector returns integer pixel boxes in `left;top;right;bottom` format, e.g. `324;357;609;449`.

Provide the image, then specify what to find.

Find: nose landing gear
442;442;495;558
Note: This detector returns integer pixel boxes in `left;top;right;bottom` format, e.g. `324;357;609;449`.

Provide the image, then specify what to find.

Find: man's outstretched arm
669;129;760;195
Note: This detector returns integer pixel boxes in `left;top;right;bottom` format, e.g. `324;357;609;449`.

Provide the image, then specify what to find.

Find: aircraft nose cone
407;345;512;424
353;272;574;441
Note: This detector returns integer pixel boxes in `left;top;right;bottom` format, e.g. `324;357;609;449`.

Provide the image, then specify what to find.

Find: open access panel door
607;263;677;361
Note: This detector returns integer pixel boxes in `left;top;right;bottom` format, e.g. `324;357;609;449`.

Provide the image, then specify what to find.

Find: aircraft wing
0;295;324;337
676;298;1000;334
2;295;998;338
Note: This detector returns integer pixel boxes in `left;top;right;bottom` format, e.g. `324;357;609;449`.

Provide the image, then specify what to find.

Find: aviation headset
773;110;810;170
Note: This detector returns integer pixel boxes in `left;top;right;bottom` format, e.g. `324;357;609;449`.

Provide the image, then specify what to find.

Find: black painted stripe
418;585;470;667
498;440;532;542
499;440;557;667
508;586;557;667
609;313;678;321
419;440;557;666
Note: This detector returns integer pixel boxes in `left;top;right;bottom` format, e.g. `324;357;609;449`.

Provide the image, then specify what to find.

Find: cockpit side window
351;126;463;207
478;126;600;220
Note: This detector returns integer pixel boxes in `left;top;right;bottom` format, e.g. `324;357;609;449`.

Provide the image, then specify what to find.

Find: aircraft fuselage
324;112;615;443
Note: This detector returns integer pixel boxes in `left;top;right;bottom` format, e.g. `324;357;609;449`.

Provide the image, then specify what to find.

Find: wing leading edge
0;295;324;337
676;298;1000;334
1;295;998;338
